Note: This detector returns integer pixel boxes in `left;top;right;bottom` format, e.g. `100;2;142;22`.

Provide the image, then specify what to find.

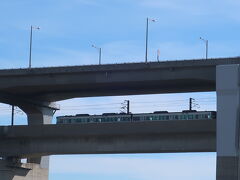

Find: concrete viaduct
0;57;240;180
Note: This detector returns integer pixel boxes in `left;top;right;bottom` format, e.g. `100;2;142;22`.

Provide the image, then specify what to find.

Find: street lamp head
92;44;100;49
148;18;157;22
31;26;40;30
200;37;207;42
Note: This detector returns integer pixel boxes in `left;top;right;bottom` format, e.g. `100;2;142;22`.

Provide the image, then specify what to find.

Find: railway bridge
0;57;239;180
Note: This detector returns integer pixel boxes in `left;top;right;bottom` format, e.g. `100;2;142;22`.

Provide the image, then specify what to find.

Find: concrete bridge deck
0;119;216;158
0;57;239;104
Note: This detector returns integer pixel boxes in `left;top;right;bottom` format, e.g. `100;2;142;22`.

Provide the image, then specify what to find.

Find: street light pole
99;47;102;65
157;49;160;62
145;18;149;63
92;45;102;65
29;26;33;68
206;40;208;60
200;37;208;60
145;18;156;63
29;26;40;68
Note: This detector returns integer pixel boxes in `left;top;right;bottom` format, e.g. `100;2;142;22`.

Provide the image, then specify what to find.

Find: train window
122;117;127;121
175;115;178;120
57;119;63;124
188;115;193;120
64;119;71;124
76;119;81;123
166;116;169;120
133;117;140;121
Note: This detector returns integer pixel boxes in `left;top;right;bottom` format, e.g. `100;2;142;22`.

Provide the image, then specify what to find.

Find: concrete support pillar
0;158;48;180
0;103;56;180
25;105;54;180
216;64;240;179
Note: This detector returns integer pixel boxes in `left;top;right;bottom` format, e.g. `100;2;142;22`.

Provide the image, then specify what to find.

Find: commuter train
56;110;216;124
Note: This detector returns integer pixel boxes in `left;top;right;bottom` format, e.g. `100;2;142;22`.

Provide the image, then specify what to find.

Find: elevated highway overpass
0;57;239;105
0;119;216;158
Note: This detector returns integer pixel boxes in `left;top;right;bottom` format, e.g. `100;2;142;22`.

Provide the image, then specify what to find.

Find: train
56;110;216;124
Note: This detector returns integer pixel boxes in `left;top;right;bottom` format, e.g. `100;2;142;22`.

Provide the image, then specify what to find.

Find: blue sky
0;0;239;179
